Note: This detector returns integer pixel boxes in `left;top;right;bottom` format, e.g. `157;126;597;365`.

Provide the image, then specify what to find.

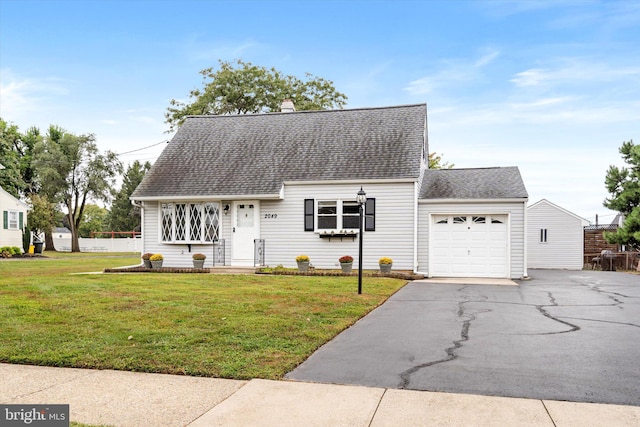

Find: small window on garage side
453;216;466;224
540;228;548;243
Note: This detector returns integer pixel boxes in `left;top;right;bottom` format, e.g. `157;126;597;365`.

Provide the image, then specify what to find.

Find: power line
116;140;168;156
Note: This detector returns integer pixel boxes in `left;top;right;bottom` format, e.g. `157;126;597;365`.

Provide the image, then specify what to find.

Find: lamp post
356;186;367;294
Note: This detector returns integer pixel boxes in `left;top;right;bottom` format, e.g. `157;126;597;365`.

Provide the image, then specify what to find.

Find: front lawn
0;254;406;379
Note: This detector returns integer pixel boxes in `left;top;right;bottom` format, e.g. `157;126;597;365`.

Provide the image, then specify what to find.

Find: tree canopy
165;59;348;131
428;152;454;169
33;129;122;252
108;160;151;232
603;139;640;249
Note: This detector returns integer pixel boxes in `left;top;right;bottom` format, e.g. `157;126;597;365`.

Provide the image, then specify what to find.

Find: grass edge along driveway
0;254;406;379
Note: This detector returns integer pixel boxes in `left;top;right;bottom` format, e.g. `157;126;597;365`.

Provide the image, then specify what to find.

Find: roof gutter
419;198;529;204
130;193;283;202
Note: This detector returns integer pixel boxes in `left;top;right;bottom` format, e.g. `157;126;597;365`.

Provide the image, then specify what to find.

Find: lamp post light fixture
356;186;367;294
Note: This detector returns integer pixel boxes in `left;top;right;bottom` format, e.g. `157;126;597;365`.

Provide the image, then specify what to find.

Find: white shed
527;199;589;270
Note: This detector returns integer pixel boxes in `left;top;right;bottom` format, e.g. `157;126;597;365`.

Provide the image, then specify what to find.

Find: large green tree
78;204;109;238
33;129;122;252
165;59;348;131
0;118;24;197
108;160;151;233
604;139;640;249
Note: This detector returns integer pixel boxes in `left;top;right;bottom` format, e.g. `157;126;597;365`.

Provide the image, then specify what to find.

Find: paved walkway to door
286;269;640;406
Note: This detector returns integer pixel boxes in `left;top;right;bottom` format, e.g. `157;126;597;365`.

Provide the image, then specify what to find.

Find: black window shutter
365;198;375;231
19;212;24;229
2;211;7;229
304;199;314;231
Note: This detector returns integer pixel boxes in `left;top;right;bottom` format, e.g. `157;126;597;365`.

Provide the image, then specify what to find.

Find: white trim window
539;228;548;243
160;202;219;243
8;211;19;229
304;199;376;232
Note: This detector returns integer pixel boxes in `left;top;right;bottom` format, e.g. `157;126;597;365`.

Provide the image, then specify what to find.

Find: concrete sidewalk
2;364;639;426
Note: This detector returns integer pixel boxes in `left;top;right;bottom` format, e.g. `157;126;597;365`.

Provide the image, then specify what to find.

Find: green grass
0;253;406;379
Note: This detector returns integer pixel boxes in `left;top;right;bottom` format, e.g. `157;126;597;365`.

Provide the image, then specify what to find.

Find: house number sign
264;213;278;219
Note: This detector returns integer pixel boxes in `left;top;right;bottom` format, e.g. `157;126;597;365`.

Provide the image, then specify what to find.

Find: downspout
131;199;144;259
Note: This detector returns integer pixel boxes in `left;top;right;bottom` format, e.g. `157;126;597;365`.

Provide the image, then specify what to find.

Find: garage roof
420;167;528;199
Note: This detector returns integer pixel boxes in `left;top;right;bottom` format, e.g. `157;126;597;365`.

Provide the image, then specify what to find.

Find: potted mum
192;253;206;268
141;253;153;268
296;255;310;272
339;255;353;273
378;257;393;273
150;253;164;268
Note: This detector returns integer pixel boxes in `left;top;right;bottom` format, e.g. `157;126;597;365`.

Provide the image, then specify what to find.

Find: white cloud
0;68;68;121
474;49;500;68
511;60;640;87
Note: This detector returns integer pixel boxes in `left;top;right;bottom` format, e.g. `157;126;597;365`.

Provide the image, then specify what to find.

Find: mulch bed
104;266;210;273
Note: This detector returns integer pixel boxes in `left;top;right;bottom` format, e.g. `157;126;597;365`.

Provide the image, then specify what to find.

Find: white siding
140;201;223;268
527;200;586;270
417;201;527;279
262;182;417;270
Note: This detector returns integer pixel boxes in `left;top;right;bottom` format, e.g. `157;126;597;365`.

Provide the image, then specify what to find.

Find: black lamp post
356;186;367;294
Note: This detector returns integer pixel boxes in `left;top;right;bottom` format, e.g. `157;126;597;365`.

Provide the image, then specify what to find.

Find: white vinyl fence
52;237;142;253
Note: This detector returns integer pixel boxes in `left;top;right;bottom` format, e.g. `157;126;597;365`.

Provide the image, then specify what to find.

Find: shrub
141;253;153;260
378;257;393;265
192;253;206;260
149;254;164;261
339;255;353;263
296;255;310;263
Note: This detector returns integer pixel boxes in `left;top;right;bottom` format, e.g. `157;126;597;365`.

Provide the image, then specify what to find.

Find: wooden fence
584;251;639;271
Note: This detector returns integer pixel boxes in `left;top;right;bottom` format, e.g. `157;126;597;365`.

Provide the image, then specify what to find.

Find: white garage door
431;214;508;278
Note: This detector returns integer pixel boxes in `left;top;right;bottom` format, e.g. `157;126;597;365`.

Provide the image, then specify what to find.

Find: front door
232;201;259;266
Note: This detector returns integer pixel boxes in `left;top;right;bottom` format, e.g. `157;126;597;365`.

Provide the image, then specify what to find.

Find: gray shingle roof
132;104;427;199
419;167;528;200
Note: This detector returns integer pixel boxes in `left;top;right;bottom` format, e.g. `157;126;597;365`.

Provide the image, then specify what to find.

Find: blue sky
1;0;639;223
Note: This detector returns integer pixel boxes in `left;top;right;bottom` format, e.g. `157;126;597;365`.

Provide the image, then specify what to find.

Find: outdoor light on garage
357;186;367;294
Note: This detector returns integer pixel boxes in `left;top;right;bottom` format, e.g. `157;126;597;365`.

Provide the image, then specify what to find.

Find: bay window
161;202;219;243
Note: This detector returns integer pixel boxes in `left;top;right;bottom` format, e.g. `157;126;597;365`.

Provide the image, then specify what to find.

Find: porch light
357;187;366;294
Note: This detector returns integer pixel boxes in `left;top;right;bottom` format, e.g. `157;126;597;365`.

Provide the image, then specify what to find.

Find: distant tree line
0;118;150;252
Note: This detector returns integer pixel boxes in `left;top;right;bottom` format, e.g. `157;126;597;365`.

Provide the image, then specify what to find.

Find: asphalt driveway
286;269;640;406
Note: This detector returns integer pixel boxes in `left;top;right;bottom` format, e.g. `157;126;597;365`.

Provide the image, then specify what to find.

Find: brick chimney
280;99;296;112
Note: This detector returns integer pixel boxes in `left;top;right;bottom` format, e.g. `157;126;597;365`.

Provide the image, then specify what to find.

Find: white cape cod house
131;104;529;278
0;186;28;249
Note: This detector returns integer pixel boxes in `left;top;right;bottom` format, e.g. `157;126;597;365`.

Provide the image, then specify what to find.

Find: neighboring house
527;199;589;270
0;186;28;249
53;227;72;239
131;103;529;278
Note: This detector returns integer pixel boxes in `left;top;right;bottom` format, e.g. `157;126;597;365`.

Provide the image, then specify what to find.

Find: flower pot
297;261;309;272
379;263;392;273
340;262;353;273
143;259;152;268
193;259;205;269
151;260;163;268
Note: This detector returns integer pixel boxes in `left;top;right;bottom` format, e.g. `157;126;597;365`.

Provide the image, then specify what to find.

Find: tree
0;118;24;197
27;193;56;240
108;160;151;232
78;204;108;238
33;129;122;252
428;152;454;169
603;139;640;249
165;59;348;131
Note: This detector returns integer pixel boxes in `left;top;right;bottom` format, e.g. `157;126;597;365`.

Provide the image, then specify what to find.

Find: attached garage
417;167;528;279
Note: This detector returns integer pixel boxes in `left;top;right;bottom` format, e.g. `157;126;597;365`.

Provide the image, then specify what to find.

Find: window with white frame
304;199;375;232
160;202;219;243
8;211;18;229
540;228;548;243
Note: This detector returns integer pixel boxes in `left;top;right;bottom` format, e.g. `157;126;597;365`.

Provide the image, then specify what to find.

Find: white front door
231;201;259;266
430;214;508;278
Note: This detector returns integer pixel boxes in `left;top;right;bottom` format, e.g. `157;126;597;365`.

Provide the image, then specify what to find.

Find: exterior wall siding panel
261;182;416;270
